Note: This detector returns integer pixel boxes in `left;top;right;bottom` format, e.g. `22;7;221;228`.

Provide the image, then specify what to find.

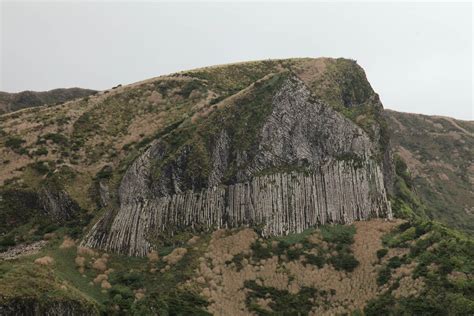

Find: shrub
33;147;48;156
329;252;359;272
109;285;134;311
131;289;210;316
387;256;403;269
244;280;317;315
5;136;27;154
95;165;113;179
377;267;392;285
321;224;356;245
286;247;304;261
109;271;144;289
376;248;388;260
251;241;272;261
304;254;325;268
44;133;69;146
30;161;50;174
5;136;25;149
365;294;395;316
0;234;16;248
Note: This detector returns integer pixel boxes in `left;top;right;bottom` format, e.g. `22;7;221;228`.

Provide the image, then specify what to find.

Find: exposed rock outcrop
0;298;99;316
83;75;392;256
39;187;80;222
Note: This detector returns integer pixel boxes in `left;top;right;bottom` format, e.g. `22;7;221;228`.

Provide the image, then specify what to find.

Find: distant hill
385;109;474;234
0;88;97;114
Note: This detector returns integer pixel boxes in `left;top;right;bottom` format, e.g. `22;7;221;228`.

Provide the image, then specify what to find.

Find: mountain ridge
0;88;97;114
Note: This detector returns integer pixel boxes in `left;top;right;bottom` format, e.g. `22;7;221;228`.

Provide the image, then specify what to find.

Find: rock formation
39;187;80;222
83;75;392;256
0;298;99;316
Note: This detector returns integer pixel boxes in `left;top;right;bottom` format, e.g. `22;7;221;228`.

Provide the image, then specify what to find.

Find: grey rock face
0;298;99;316
39;187;80;222
98;180;111;208
83;76;393;256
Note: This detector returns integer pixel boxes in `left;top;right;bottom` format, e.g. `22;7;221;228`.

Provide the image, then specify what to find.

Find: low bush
250;241;272;261
329;252;359;272
244;280;317;315
5;136;25;149
130;289;211;316
5;136;27;154
33;147;48;156
321;224;356;245
304;254;325;268
43;133;69;146
376;248;388;260
377;267;392;286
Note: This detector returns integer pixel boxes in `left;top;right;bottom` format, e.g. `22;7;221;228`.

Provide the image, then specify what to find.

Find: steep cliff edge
0;58;393;258
83;74;392;256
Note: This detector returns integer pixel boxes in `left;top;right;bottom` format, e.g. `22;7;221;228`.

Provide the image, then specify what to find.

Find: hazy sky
1;1;472;119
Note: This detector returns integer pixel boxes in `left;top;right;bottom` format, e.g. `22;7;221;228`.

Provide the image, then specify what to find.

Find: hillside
0;88;97;114
385;110;474;234
0;58;472;315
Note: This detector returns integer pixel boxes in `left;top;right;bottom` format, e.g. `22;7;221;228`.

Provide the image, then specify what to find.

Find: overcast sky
1;2;472;119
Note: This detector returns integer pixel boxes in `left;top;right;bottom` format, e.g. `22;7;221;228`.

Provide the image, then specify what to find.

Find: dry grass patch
77;246;98;257
92;257;108;272
60;236;76;249
163;247;187;265
34;255;54;266
101;280;112;289
147;250;159;263
93;273;108;284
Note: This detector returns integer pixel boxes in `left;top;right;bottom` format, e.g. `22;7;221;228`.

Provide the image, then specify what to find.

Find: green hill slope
385;110;474;234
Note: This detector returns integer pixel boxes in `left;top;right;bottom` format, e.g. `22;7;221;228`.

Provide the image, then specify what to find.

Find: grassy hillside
385;110;474;234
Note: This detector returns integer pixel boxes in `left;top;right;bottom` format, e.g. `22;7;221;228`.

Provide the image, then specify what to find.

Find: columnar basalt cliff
83;75;392;256
2;57;473;315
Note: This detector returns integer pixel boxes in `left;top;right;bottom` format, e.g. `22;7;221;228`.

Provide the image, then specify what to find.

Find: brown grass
60;236;76;249
101;280;112;289
147;250;159;263
163;248;187;265
93;273;108;284
77;246;98;257
92;258;108;272
34;256;54;266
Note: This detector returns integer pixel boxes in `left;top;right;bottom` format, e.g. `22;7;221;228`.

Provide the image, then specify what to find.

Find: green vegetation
376;248;388;260
367;220;474;315
244;280;317;315
245;224;358;272
308;59;374;109
33;147;48;156
391;155;428;220
320;224;359;272
5;135;27;154
131;289;211;316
